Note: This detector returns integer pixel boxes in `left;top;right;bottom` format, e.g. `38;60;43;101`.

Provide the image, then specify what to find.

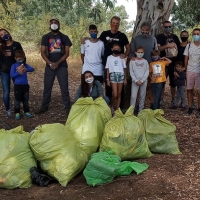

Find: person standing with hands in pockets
105;43;127;115
129;46;149;114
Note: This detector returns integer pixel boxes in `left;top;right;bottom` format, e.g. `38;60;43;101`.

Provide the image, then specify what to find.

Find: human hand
167;42;175;48
107;80;111;86
120;54;126;59
17;64;25;74
51;62;59;70
174;72;178;76
151;75;156;83
131;57;136;61
136;80;142;85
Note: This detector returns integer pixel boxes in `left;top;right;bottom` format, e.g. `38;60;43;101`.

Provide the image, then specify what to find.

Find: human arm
10;64;21;78
80;44;85;64
95;81;104;97
129;61;139;83
183;44;189;71
74;85;82;102
140;61;149;83
24;64;34;72
120;34;130;59
161;57;172;66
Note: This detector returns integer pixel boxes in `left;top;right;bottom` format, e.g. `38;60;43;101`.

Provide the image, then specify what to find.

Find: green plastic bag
138;109;181;154
83;151;149;186
0;126;36;189
66;97;112;158
29;123;88;186
100;106;152;160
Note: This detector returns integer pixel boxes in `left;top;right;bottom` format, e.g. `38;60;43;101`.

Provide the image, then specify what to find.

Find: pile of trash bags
0;97;181;189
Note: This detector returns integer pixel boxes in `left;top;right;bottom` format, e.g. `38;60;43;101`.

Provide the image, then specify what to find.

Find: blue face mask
90;33;97;39
2;33;10;41
17;59;24;64
193;35;200;42
152;56;159;61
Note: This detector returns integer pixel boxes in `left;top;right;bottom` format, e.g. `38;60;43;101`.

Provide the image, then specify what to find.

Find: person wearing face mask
74;71;109;105
0;28;23;118
183;28;200;116
81;25;104;83
36;17;72;114
156;21;180;107
129;21;158;112
10;50;34;120
129;46;149;113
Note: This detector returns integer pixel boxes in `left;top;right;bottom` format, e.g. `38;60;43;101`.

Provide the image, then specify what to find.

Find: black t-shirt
156;33;180;58
99;30;129;65
177;45;187;63
41;32;72;66
1;41;23;73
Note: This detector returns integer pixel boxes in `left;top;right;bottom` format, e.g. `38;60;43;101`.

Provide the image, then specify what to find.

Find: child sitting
129;45;149;113
170;61;186;110
10;49;34;120
149;50;172;110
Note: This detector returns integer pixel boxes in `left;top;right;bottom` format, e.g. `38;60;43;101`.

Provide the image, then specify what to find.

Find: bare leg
116;83;124;110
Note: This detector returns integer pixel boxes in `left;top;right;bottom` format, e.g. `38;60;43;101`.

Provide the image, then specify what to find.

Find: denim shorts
110;72;124;83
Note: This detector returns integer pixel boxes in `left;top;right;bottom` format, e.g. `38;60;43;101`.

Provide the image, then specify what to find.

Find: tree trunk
123;0;175;110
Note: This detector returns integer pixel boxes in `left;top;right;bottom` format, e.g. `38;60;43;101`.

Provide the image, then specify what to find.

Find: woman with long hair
74;71;109;104
0;28;23;118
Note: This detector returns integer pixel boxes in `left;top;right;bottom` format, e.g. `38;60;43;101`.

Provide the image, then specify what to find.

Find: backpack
45;32;65;58
165;35;178;58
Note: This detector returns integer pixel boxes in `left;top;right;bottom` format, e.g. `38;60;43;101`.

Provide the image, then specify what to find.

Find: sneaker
35;107;48;115
24;112;33;118
181;107;186;111
6;109;11;118
187;107;193;115
15;113;20;120
65;107;71;114
196;109;200;118
170;105;178;109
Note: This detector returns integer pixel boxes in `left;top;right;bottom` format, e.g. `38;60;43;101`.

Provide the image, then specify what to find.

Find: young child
81;24;104;83
10;49;34;120
105;43;127;114
129;45;149;113
171;61;186;110
149;50;172;110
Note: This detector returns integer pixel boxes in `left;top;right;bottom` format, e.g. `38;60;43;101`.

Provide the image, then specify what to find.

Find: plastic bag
29;123;88;186
83;151;148;186
138;109;181;154
30;166;54;187
66;97;112;158
100;106;152;160
0;126;36;189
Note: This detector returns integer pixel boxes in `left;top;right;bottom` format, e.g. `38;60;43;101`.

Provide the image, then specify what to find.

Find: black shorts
94;75;103;84
165;62;176;88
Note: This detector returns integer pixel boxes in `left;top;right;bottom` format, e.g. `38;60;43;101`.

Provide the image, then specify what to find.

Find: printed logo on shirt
114;60;118;66
49;38;61;53
135;62;144;67
189;47;200;62
152;64;162;76
106;36;119;42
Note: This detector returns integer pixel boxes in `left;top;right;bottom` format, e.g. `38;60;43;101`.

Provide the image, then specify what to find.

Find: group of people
0;16;200;120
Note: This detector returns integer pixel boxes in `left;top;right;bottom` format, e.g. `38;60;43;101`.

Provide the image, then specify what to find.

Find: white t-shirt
105;55;126;73
81;39;104;75
184;42;200;73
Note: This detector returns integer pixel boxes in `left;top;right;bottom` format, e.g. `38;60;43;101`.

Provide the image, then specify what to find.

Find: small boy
129;45;149;113
149;50;172;110
10;49;34;120
170;61;186;110
81;24;104;83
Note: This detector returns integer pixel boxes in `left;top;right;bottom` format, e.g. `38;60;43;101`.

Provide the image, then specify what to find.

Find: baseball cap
49;17;60;23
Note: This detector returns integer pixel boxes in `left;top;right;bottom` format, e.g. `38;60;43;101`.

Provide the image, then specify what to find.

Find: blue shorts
110;72;124;83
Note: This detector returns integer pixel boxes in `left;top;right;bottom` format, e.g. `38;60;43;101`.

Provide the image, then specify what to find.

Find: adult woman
0;29;23;117
74;71;109;104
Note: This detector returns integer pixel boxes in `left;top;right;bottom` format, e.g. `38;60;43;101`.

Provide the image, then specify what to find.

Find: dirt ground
0;63;200;200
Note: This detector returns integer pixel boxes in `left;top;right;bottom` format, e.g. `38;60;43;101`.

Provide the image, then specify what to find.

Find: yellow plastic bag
0;126;36;189
66;97;112;158
100;107;152;160
29;123;88;186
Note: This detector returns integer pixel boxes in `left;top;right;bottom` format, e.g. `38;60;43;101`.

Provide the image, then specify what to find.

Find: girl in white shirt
105;43;127;114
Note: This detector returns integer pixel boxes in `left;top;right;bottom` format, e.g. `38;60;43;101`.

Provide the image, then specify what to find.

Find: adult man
156;20;180;106
81;24;104;83
184;28;200;116
99;16;130;107
130;21;158;109
36;17;72;114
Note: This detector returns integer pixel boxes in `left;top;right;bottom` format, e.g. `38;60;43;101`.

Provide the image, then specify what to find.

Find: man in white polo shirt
81;24;104;83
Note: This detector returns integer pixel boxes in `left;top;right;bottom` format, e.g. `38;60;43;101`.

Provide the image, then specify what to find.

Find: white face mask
85;77;94;84
50;23;58;30
136;52;144;58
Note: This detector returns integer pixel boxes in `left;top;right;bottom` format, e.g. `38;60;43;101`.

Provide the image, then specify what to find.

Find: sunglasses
164;26;172;28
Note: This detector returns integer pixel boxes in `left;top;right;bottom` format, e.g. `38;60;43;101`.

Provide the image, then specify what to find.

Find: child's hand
174;72;178;76
17;64;25;74
151;75;157;83
107;80;111;86
131;57;136;61
136;80;142;85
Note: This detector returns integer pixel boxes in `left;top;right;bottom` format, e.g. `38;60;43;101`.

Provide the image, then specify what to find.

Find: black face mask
181;37;188;42
113;50;121;55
